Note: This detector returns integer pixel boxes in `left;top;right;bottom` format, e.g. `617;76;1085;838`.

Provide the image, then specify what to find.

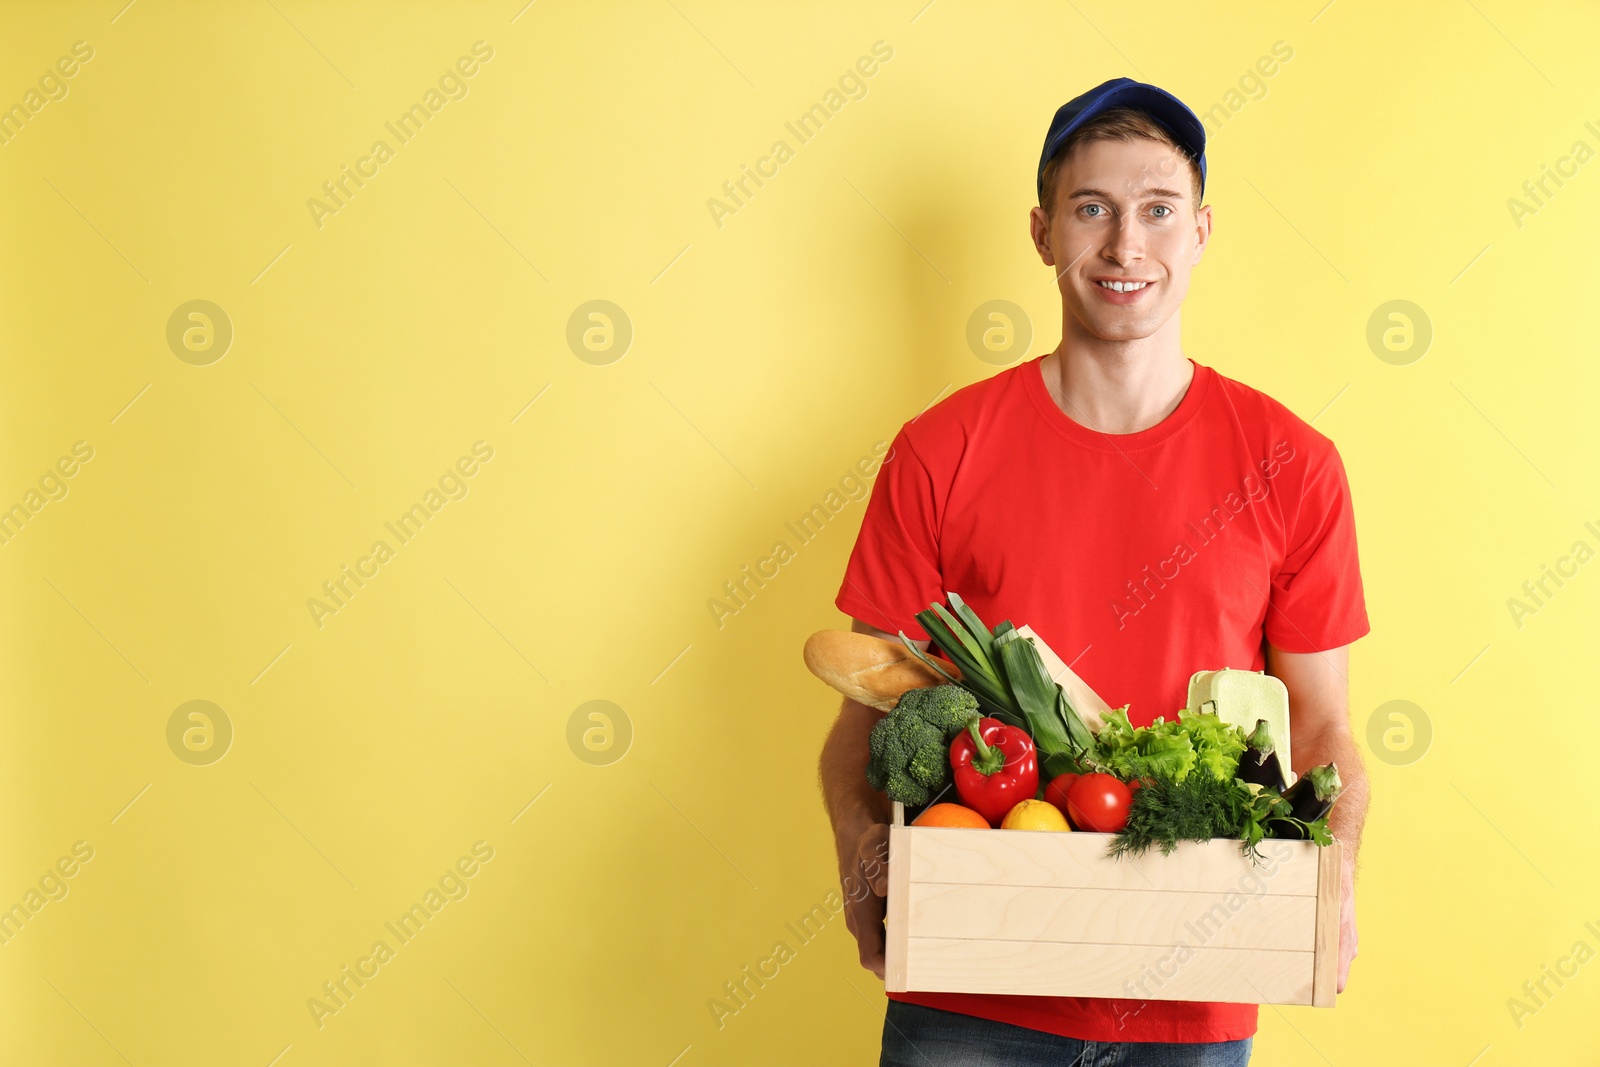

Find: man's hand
819;620;924;983
1265;641;1368;997
1337;854;1358;993
839;822;891;979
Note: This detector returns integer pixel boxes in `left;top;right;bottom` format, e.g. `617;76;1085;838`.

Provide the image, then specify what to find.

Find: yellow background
1;1;1596;1064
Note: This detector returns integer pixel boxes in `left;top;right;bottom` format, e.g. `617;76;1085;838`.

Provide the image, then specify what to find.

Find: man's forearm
818;696;890;847
1294;727;1368;871
1267;643;1368;873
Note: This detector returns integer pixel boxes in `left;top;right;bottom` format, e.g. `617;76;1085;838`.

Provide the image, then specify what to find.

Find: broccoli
866;684;980;805
865;726;909;791
906;741;949;790
894;684;980;737
884;770;930;807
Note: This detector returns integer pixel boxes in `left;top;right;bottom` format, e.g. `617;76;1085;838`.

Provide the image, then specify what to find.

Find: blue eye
1151;205;1173;218
1080;204;1105;218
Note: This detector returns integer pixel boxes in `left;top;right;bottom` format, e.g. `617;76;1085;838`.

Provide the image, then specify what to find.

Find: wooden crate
884;800;1342;1007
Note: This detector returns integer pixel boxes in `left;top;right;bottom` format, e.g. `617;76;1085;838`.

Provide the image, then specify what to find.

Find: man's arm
817;619;929;979
1265;641;1367;993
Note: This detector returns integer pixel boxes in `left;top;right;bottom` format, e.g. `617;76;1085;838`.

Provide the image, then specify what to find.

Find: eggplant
1236;719;1290;792
1287;762;1343;819
1272;762;1343;838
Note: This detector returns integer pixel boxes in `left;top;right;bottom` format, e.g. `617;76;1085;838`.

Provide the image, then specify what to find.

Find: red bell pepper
949;716;1039;827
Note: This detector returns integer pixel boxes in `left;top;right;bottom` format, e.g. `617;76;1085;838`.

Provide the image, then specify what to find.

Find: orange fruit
1001;799;1071;832
912;803;989;828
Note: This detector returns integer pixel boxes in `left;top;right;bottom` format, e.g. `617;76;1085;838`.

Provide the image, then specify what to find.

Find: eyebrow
1068;187;1187;201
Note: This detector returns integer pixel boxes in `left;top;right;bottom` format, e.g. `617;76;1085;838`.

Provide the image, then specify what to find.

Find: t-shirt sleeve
1265;438;1371;653
834;428;944;642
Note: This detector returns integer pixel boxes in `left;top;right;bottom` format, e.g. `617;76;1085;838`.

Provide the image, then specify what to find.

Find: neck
1040;332;1194;435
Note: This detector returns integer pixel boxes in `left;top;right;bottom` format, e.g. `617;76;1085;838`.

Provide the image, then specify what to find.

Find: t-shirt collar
1023;354;1212;452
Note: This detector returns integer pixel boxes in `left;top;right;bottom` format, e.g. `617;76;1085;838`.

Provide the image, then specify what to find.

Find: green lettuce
1094;707;1197;781
1092;706;1247;783
1179;707;1248;781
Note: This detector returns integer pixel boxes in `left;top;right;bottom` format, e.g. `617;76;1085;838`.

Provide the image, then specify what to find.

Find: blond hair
1039;106;1202;217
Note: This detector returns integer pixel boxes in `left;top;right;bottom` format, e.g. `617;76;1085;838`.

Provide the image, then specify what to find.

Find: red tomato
1065;773;1134;833
1128;777;1146;795
1042;773;1079;816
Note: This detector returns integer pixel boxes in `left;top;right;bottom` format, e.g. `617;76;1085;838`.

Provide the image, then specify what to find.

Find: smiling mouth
1091;278;1156;304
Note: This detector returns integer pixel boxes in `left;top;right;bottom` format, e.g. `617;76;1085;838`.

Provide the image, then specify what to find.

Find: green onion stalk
897;592;1096;779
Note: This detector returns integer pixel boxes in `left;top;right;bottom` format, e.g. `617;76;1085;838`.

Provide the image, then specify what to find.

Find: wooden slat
908;882;1317;951
1311;839;1343;1007
904;937;1316;1004
907;827;1321;895
883;824;911;992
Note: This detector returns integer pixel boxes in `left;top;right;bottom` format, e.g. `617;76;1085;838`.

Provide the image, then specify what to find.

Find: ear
1191;202;1213;264
1028;206;1056;266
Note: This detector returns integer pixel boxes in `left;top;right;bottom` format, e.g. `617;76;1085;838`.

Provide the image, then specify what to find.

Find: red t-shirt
834;354;1370;1044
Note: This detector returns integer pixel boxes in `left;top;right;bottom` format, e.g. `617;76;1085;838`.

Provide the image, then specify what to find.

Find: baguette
802;629;959;712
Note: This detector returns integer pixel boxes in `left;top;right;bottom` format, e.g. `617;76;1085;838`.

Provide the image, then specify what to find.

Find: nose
1103;211;1145;266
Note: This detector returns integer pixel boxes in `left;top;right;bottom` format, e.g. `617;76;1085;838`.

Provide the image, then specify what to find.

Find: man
817;78;1369;1065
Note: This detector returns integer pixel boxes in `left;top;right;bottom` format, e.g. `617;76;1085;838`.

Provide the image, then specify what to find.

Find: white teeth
1098;280;1150;292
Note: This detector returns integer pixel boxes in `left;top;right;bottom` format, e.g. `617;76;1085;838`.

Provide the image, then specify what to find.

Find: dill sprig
1107;772;1300;864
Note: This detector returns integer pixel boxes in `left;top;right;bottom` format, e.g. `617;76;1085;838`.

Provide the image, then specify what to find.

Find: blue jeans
880;1001;1253;1066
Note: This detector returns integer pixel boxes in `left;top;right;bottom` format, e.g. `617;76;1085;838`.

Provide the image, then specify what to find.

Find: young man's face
1029;137;1211;343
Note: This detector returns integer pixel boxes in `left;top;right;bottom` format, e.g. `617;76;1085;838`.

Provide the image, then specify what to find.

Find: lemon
1000;798;1071;831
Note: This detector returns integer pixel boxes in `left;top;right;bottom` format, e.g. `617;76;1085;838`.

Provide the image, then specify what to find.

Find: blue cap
1037;77;1207;204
